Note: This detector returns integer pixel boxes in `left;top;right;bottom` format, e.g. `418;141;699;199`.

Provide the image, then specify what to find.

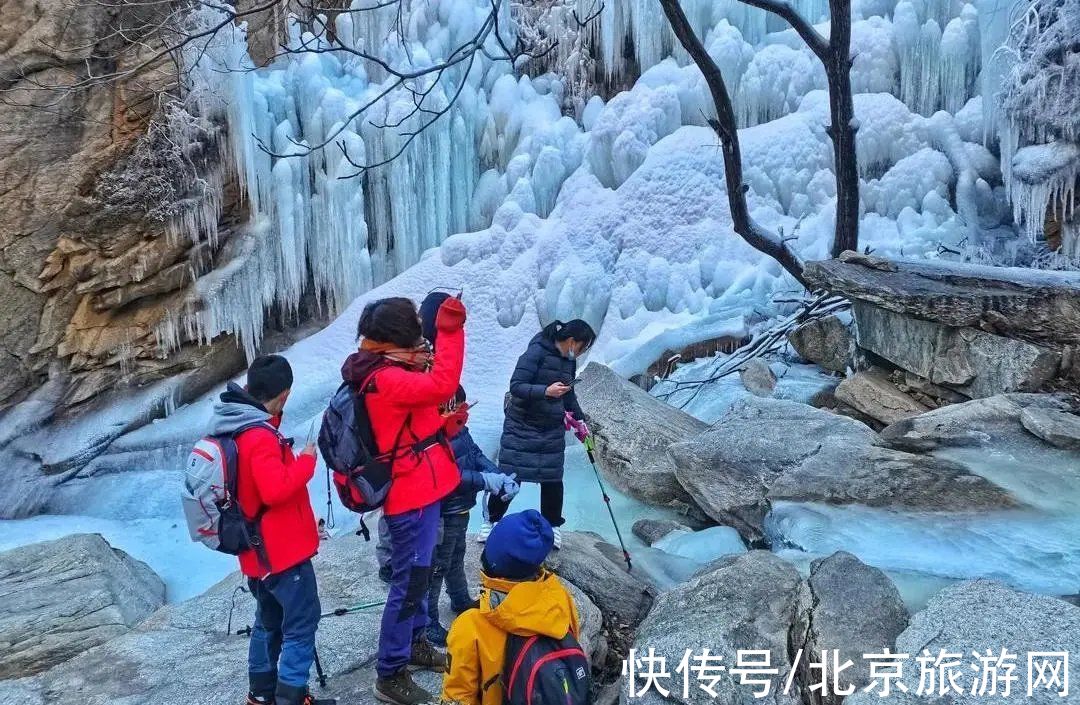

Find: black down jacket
497;332;584;483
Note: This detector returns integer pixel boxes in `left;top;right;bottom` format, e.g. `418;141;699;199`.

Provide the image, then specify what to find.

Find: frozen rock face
788;316;852;373
852;302;1060;399
1019;406;1080;450
847;580;1080;705
577;362;707;512
739;358;777;397
879;393;1075;452
0;534;165;679
834;368;930;425
0;0;263;412
625;551;805;705
670;397;1016;545
791;551;909;705
1;530;602;703
545;531;655;629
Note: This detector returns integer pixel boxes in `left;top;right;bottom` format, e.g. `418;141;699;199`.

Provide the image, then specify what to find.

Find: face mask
565;348;577;361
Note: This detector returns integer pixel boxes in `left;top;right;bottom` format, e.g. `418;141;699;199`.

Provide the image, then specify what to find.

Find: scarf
360;337;433;371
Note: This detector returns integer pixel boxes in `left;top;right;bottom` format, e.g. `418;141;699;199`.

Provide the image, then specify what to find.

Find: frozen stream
765;436;1080;609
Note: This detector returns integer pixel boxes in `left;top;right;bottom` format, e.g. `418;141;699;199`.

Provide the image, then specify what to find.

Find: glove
442;403;469;439
482;472;519;500
564;411;589;442
436;296;467;332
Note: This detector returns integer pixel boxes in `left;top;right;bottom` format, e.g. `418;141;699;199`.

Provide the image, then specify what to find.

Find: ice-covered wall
157;0;581;360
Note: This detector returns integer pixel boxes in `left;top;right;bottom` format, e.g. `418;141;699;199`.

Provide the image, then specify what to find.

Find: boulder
847;580;1080;705
8;530;603;704
669;398;872;543
850;302;1060;398
788;315;852;373
1020;407;1080;450
670;398;1016;544
766;443;1017;511
834;368;930;425
803;256;1080;347
739;358;777;397
879;393;1074;452
625;551;804;705
632;518;693;546
791;552;908;705
576;362;707;511
0;534;165;679
545;531;655;629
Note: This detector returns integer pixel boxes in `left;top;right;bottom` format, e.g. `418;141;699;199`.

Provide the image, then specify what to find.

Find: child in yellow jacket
441;510;582;705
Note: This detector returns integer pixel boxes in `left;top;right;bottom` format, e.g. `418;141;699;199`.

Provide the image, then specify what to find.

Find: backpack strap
225;420;281;575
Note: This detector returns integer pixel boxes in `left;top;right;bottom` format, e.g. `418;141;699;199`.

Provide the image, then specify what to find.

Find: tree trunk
826;0;860;257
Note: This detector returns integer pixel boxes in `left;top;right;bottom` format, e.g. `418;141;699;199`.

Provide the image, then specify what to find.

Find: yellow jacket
441;568;581;705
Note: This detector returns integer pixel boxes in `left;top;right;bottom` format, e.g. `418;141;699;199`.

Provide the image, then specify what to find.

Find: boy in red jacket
210;355;332;705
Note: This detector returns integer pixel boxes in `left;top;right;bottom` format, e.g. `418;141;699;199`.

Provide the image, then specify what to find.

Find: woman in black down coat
483;319;596;549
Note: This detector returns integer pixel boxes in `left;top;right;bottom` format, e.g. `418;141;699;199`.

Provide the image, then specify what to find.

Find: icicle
1009;142;1080;248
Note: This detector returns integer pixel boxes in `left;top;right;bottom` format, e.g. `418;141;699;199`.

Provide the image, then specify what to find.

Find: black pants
488;482;564;527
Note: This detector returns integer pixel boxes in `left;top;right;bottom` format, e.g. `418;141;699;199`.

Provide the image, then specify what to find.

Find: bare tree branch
659;0;809;286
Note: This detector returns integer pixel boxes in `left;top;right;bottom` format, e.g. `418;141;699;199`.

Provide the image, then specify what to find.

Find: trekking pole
582;434;633;572
313;647;328;688
320;599;386;619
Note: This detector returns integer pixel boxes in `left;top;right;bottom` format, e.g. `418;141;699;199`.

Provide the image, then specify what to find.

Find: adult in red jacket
340;295;466;705
209;355;332;705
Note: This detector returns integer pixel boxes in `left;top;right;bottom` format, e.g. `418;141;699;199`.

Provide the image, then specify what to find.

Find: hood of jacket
528;330;561;357
479;569;574;639
420;291;451;350
211;383;273;435
341;350;391;387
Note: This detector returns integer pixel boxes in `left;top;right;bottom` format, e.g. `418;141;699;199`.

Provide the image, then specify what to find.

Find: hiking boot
553;526;563;551
274;682;336;705
450;598;480;614
409;637;448;672
374;668;436;705
247;670;276;704
426;620;448;647
378;563;392;584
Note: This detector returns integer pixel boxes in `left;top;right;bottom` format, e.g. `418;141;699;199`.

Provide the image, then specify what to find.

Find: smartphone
305;418;318;445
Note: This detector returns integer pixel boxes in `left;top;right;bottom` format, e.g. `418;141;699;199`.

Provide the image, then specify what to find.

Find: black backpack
502;632;592;705
319;367;398;515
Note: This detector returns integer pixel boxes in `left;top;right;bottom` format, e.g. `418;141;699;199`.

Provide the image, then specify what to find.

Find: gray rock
739;358;777;397
852;301;1060;398
767;443;1018;511
804;256;1080;347
632;518;693;546
670;397;876;544
1020;407;1080;450
576;362;707;511
847;580;1080;705
671;398;1015;544
880;393;1074;452
834;369;930;425
791;552;909;705
545;531;655;629
788;315;852;373
624;551;804;705
0;534;165;679
15;530;602;704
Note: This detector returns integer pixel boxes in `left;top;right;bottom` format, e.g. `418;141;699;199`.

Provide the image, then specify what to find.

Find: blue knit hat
482;510;554;579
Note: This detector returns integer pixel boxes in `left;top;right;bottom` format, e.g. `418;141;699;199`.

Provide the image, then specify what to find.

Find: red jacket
344;326;465;515
234;418;319;578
